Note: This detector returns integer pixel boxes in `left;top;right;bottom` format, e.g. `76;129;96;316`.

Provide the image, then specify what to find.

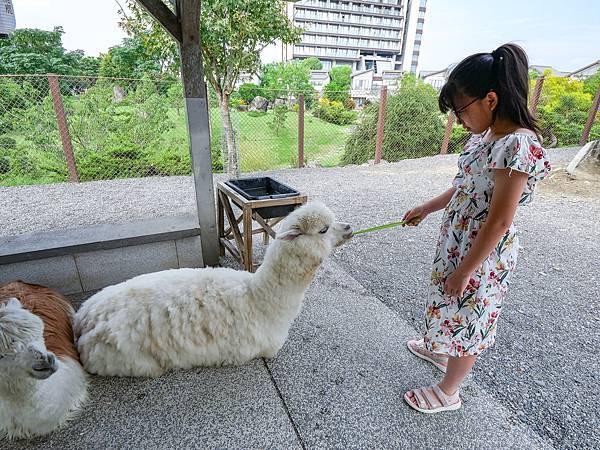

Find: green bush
312;98;357;125
0;136;17;150
534;72;600;146
324;66;352;104
447;124;470;153
238;83;261;103
77;141;150;181
342;75;444;165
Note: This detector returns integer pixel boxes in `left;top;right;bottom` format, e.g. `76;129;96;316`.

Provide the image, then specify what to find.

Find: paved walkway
5;148;598;449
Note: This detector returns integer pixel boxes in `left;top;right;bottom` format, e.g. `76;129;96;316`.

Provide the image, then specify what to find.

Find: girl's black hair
438;43;539;134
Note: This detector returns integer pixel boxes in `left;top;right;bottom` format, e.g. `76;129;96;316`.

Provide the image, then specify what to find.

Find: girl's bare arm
423;187;457;214
402;187;456;225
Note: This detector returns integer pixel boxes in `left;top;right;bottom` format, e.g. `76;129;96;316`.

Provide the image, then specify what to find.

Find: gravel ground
1;147;598;449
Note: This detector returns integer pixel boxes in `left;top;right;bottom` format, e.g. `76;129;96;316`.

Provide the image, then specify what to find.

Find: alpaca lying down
0;281;87;440
74;202;352;377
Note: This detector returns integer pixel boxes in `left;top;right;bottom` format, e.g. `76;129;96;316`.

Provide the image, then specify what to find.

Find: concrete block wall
0;216;204;295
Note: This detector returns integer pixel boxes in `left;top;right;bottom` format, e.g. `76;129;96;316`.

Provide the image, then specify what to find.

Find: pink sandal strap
408;339;447;362
432;384;459;407
413;388;429;409
423;387;443;409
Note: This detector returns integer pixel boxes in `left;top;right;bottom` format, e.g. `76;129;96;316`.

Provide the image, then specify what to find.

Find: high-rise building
278;0;427;74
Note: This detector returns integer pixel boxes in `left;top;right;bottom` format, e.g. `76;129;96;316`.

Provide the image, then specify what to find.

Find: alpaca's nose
344;224;351;231
31;353;58;379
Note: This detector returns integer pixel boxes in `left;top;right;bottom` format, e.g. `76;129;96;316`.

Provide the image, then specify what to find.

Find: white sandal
404;384;462;414
407;339;448;373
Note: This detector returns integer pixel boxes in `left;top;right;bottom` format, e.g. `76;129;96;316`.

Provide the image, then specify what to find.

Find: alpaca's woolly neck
250;239;324;320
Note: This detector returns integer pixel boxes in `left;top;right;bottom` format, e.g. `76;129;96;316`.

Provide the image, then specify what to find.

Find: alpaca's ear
277;228;303;241
1;298;22;310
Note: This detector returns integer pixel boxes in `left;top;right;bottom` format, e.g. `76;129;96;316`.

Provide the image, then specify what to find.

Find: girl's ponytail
489;44;539;134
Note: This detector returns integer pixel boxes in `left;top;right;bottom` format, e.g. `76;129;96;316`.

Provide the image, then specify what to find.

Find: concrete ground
2;148;598;449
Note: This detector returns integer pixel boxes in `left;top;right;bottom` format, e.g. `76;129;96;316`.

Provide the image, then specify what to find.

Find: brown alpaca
0;280;88;440
0;281;80;363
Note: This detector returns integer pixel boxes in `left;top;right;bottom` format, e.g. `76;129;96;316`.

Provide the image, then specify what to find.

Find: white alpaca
0;282;87;440
74;202;352;377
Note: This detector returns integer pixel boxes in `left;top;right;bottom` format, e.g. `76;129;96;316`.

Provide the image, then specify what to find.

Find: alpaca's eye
319;226;329;234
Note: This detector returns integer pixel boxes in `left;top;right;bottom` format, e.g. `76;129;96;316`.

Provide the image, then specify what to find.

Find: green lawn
178;107;351;171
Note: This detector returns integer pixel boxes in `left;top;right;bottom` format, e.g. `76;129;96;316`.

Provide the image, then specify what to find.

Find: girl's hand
402;205;429;226
444;269;471;298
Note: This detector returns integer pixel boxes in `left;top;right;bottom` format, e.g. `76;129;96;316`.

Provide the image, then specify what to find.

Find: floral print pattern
423;133;550;357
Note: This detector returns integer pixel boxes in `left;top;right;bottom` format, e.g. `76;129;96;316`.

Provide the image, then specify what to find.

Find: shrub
312;98;357;125
344;97;356;110
342;74;444;164
238;83;261;103
447;124;470;153
269;104;288;135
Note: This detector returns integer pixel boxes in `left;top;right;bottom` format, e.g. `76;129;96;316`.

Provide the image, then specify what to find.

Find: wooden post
440;112;455;155
242;207;253;272
530;75;545;116
178;0;220;266
47;74;79;183
374;85;388;164
298;93;305;168
580;87;600;145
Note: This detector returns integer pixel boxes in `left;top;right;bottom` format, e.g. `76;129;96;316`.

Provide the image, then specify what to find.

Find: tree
269;104;288;136
259;59;316;103
119;0;302;176
324;66;352;104
0;27;100;75
99;38;161;78
302;57;323;71
117;2;180;76
342;74;444;164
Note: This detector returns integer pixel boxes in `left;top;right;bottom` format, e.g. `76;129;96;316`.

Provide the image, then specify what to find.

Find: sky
9;0;600;72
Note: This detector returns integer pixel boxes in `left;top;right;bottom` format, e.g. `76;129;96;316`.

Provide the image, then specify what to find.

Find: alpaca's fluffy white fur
74;202;352;377
0;299;87;440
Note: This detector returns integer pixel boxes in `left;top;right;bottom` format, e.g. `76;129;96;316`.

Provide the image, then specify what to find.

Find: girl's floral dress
424;132;550;357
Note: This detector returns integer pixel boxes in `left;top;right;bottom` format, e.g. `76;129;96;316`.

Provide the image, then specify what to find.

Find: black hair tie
490;49;503;89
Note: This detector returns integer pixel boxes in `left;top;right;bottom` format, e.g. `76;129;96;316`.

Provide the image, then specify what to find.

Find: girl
402;43;550;413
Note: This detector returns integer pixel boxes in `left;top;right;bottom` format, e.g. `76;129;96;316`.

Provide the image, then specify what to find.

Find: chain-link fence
1;74;598;186
0;74;192;186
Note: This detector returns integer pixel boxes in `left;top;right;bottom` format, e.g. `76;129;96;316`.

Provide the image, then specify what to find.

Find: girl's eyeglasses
453;97;479;118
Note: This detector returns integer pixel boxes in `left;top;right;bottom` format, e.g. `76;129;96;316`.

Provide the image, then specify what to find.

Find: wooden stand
217;181;308;272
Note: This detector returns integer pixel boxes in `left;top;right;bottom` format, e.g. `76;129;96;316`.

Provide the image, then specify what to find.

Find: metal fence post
298;93;305;168
47;73;79;183
374;85;388;164
440;112;455;155
530;75;545;117
580;87;600;145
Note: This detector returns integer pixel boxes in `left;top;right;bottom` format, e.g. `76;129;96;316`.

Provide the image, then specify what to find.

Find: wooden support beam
132;0;218;267
178;0;220;266
136;0;182;42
